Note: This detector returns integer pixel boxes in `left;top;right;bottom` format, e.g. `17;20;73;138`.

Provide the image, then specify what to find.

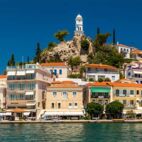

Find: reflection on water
0;123;142;142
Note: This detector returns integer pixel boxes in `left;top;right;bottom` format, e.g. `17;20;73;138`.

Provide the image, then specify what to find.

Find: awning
26;103;36;106
133;71;142;74
26;70;35;74
4;112;12;116
16;71;26;76
91;87;110;93
7;71;16;76
23;112;30;116
0;113;5;116
43;111;84;116
25;91;34;95
11;109;25;113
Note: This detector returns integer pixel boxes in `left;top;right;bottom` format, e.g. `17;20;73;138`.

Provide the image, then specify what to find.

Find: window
54;69;57;75
130;100;134;105
112;76;115;81
52;92;57;97
59;69;62;75
73;92;77;97
69;103;72;107
123;90;127;95
75;103;78;106
130;90;134;95
63;92;68;99
58;103;61;109
128;72;131;76
123;100;127;105
137;90;139;95
51;103;54;109
116;89;119;95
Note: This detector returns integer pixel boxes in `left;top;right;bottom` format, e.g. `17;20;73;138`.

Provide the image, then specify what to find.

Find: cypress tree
34;42;42;63
97;27;100;35
112;28;116;45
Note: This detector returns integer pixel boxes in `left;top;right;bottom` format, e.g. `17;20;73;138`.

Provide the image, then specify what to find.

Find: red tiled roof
117;44;130;48
131;49;142;55
0;75;7;79
85;64;118;71
41;62;67;67
87;82;142;88
49;81;81;88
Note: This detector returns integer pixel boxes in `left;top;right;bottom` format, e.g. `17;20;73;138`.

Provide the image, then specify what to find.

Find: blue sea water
0;123;142;142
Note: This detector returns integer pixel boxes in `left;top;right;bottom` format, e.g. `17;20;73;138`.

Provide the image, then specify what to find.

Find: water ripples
0;123;142;142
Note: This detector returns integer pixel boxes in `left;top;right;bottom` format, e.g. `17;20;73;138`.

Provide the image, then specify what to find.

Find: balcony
7;100;36;106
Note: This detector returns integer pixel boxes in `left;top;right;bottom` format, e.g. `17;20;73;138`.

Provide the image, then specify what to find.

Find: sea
0;123;141;142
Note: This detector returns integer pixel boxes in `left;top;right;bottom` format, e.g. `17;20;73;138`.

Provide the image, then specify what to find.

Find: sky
0;0;142;73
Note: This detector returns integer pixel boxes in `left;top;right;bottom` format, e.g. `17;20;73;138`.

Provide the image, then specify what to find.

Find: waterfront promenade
1;119;142;124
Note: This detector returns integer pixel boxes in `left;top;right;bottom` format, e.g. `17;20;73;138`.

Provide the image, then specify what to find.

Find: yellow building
42;81;84;120
112;82;142;115
86;82;142;115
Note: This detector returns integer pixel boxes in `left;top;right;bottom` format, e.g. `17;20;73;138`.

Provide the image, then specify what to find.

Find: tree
68;56;81;71
98;78;104;82
106;101;124;119
86;102;104;119
97;27;100;35
34;42;42;63
54;30;69;42
94;32;110;48
93;45;124;68
104;78;111;82
48;42;57;51
81;38;89;54
7;53;15;66
112;28;116;45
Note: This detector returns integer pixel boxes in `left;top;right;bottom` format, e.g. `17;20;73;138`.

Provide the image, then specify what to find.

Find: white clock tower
74;14;84;36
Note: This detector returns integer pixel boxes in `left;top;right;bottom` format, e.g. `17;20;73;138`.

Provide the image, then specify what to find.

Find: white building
74;14;84;36
85;64;120;82
41;62;69;80
6;64;52;120
124;61;142;84
0;75;7;110
116;43;131;59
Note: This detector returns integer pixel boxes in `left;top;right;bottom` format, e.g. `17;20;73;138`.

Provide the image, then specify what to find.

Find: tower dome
76;14;83;21
74;14;84;36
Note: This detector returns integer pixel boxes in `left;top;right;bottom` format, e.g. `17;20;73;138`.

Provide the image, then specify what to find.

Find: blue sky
0;0;142;73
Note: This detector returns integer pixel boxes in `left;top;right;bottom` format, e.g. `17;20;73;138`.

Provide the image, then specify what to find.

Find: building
116;43;131;59
124;61;142;84
0;75;7;110
112;82;142;115
74;14;84;36
85;64;120;82
42;81;84;120
131;48;142;60
86;82;142;116
6;64;51;120
41;62;68;80
86;82;112;107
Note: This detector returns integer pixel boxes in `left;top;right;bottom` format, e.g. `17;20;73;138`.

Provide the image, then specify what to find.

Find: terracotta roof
87;82;111;87
49;81;81;88
85;64;118;71
87;82;142;88
0;75;7;79
117;44;130;48
41;62;67;67
131;49;142;55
